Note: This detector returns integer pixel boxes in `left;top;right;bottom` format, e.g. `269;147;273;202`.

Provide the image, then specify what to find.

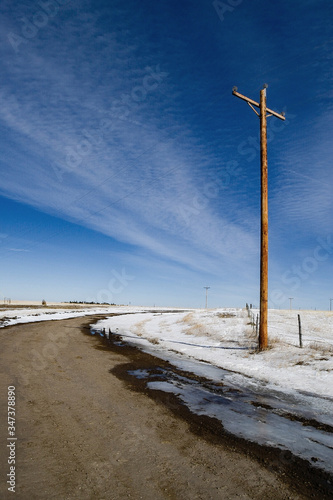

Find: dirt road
0;316;331;499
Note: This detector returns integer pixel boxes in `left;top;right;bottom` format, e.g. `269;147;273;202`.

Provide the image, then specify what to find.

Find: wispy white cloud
270;108;333;236
0;5;259;278
8;248;30;252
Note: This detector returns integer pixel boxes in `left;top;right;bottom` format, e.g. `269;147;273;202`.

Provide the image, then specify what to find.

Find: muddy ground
0;315;332;499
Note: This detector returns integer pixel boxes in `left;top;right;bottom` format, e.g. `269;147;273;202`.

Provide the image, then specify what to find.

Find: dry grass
216;312;235;318
178;312;195;325
183;322;210;337
178;313;206;336
308;342;333;355
147;338;160;345
133;319;150;337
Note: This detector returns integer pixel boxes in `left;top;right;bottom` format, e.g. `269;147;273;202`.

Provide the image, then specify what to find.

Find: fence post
298;314;302;348
256;314;259;338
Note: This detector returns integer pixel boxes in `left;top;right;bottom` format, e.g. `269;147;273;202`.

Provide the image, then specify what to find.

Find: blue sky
0;0;332;309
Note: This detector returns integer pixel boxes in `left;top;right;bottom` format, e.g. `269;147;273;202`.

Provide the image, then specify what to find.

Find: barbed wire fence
246;303;333;351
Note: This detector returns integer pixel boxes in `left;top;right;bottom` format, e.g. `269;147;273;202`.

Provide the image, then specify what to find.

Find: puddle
128;364;333;476
89;325;333;478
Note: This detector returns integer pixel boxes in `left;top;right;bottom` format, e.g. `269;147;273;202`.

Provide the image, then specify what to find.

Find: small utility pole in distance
204;286;210;309
232;85;285;351
289;297;294;311
330;298;332;311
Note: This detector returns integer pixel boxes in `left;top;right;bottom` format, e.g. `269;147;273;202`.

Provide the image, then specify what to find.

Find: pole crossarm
232;90;285;121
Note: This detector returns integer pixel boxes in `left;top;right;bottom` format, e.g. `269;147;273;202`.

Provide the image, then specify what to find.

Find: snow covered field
93;308;333;474
94;308;333;399
0;305;151;328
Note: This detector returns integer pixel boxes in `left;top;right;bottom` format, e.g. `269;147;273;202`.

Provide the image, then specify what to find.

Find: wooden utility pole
259;88;269;351
232;85;285;350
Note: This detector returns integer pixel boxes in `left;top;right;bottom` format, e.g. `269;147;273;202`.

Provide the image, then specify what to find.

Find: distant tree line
66;301;116;305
